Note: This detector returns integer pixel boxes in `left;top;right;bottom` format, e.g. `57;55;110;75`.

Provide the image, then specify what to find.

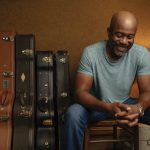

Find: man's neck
106;44;121;61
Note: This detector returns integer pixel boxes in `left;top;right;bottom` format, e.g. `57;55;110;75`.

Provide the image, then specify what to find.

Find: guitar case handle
0;90;11;106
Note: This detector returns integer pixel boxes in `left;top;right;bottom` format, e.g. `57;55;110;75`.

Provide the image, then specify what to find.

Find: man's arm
137;75;150;109
116;75;150;126
75;72;128;115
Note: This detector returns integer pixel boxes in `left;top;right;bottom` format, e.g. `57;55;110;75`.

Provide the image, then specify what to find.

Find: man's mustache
117;44;129;48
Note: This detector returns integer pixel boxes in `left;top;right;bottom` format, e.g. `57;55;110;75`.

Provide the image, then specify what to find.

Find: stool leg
84;128;90;150
113;125;117;150
133;125;138;150
131;141;135;150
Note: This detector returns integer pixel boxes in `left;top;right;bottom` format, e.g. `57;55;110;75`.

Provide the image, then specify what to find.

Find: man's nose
120;37;128;45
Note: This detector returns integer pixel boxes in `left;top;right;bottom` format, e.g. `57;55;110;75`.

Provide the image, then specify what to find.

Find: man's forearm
138;91;150;110
75;90;112;112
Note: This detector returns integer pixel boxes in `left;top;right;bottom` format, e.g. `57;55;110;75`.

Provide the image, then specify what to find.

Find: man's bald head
109;11;138;32
107;11;138;60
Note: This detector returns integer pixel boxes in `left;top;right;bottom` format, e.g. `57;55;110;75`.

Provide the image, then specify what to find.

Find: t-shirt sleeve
137;51;150;76
77;48;93;76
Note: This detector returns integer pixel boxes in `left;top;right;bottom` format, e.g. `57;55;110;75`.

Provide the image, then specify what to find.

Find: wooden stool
84;120;136;150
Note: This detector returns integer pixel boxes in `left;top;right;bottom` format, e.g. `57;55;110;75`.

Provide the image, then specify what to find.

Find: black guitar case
36;51;55;150
36;128;55;150
12;34;35;150
54;51;71;150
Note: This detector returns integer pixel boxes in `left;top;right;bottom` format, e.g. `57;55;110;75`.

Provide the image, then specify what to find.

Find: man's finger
116;119;129;125
115;111;128;118
118;103;131;113
124;113;139;121
128;119;138;127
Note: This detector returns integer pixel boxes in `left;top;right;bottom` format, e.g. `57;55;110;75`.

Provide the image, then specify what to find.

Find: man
63;11;150;150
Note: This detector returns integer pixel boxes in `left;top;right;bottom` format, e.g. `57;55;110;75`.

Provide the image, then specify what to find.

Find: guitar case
54;51;71;150
0;31;16;150
12;34;35;150
36;51;55;150
36;127;55;150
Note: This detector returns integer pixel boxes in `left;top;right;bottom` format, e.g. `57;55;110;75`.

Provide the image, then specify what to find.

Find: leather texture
12;34;35;150
54;51;71;150
36;51;55;150
0;31;16;150
37;127;55;150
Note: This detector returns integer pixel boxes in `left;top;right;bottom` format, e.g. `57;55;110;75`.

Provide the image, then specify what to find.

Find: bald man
63;11;150;150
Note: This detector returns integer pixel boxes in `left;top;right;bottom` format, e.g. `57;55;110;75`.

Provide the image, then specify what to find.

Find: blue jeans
63;98;150;150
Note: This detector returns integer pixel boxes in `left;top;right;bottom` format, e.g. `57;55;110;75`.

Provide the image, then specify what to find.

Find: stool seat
84;119;136;150
88;120;117;127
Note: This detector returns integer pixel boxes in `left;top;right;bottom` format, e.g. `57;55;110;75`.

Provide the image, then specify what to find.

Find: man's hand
109;102;129;116
110;103;140;127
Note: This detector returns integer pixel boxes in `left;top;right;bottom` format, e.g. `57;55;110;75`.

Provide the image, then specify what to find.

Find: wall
0;0;150;91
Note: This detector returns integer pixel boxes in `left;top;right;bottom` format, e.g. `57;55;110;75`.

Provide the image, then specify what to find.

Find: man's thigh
88;110;112;123
139;108;150;125
66;103;112;124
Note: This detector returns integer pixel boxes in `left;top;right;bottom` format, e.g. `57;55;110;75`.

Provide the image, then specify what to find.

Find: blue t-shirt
78;41;150;103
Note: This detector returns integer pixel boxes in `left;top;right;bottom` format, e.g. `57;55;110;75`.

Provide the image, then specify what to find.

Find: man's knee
64;103;88;124
140;107;150;125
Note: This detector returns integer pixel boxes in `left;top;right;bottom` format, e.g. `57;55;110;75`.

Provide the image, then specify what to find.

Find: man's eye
115;33;123;38
127;35;135;39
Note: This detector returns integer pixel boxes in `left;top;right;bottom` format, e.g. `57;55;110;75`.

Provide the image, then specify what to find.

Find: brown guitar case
12;34;35;150
0;31;16;150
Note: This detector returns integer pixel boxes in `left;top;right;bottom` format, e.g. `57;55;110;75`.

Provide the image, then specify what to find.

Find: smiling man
63;11;150;150
107;11;137;59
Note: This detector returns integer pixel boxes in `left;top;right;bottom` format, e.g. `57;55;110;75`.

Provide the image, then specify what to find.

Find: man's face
107;23;136;58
